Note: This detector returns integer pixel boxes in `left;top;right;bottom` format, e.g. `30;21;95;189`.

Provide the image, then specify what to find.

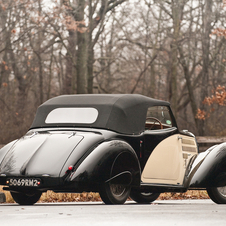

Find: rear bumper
0;175;98;193
0;176;60;192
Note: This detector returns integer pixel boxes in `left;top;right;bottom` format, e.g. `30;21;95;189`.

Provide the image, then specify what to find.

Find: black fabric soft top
30;94;171;135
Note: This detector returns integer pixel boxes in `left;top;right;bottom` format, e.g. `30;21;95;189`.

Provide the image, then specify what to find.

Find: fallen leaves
158;190;209;200
39;191;102;203
0;186;209;203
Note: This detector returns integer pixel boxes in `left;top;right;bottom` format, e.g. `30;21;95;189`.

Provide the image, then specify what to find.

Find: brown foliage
64;16;87;33
212;0;226;39
212;28;226;38
196;109;209;120
196;85;226;120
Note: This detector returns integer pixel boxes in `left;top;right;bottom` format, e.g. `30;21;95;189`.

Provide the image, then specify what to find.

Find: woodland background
1;0;226;144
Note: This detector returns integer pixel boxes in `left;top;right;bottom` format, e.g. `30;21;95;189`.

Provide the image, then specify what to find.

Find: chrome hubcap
110;184;126;196
217;186;226;197
141;192;152;196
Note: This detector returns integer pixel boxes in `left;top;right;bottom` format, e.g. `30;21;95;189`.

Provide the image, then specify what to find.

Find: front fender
189;143;226;188
69;139;141;188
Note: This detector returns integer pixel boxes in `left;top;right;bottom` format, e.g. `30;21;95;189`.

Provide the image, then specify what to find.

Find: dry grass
0;185;209;203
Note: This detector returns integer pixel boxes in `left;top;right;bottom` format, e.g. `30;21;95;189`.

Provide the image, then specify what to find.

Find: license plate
8;178;41;187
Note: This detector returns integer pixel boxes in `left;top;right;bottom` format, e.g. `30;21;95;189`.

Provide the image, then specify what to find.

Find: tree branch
131;54;157;94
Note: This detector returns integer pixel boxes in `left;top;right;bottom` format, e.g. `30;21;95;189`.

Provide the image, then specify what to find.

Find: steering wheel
145;117;163;130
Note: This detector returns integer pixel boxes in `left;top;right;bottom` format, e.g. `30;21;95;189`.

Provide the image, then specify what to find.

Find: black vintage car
0;94;226;205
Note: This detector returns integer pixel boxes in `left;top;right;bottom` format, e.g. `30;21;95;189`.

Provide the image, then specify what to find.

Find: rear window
45;108;98;124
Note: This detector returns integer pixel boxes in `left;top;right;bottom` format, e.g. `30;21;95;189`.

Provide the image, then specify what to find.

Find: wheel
207;186;226;204
11;191;42;205
130;189;160;204
99;182;131;204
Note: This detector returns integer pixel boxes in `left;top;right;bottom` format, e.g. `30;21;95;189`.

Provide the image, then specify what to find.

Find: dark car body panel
0;132;83;177
69;140;140;185
0;94;226;199
189;143;226;188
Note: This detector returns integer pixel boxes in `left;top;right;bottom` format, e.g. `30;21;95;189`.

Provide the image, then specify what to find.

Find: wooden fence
196;136;226;152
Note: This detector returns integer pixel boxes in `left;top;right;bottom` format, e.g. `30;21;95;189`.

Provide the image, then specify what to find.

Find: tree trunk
198;0;213;135
178;46;199;129
87;42;94;94
169;1;182;119
64;30;77;94
76;0;87;94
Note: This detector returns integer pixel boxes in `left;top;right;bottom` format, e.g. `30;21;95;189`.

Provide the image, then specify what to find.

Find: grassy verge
0;186;209;203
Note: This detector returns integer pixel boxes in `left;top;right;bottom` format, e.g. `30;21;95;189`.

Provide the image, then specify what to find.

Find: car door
140;106;198;186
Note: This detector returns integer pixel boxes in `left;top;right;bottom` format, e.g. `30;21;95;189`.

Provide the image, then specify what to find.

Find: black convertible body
0;94;226;205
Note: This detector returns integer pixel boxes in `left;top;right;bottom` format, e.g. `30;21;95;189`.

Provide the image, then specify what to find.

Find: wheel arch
189;143;226;188
69;139;141;188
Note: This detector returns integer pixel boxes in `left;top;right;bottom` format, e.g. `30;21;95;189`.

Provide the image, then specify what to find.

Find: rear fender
189;143;226;188
0;140;17;166
69;140;141;187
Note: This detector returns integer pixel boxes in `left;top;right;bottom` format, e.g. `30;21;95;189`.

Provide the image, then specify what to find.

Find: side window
145;106;173;130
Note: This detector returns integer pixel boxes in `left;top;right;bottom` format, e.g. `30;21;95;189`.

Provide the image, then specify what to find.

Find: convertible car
0;94;226;205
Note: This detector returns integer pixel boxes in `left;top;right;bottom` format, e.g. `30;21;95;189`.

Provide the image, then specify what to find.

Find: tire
99;182;131;204
130;189;160;204
11;191;42;205
207;186;226;204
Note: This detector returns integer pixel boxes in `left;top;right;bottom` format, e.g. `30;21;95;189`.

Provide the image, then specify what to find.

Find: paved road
0;200;225;226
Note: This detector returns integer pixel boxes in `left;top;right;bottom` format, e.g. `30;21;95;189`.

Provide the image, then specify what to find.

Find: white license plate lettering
34;180;38;186
13;179;17;186
21;179;25;186
9;178;40;187
25;179;29;186
17;179;21;186
29;179;33;186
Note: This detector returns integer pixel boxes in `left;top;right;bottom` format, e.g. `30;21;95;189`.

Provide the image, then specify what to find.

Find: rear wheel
130;189;160;204
11;191;42;205
207;186;226;204
99;182;131;204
